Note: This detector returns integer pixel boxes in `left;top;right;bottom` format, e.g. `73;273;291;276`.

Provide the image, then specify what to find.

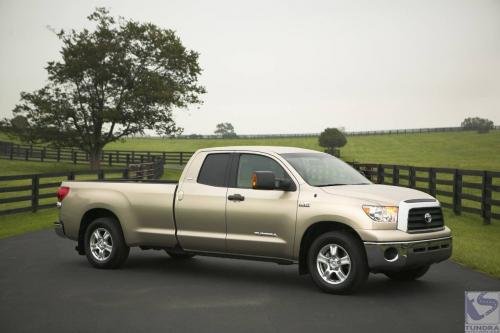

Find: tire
165;250;195;259
84;217;130;269
307;231;368;294
384;265;430;281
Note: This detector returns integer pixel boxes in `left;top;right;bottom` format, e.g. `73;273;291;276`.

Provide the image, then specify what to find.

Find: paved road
0;230;499;333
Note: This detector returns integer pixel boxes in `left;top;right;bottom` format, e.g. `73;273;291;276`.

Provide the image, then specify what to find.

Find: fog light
384;247;399;262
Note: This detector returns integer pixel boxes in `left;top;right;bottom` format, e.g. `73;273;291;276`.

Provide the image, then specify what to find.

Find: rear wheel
165;250;195;259
384;265;430;281
307;231;368;294
84;217;129;269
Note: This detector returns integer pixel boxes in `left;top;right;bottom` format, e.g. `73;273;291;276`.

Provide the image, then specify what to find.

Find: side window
236;154;289;188
197;153;231;187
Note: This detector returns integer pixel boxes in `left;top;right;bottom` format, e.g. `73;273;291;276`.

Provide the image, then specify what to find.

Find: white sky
1;0;499;135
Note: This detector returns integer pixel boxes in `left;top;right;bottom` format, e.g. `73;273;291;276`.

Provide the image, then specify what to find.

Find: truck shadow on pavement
72;251;443;297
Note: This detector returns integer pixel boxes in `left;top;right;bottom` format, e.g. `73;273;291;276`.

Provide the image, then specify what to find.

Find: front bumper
54;220;66;238
364;236;452;272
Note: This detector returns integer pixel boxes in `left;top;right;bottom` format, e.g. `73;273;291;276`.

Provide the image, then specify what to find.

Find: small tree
1;8;205;169
461;117;495;133
214;122;237;138
318;128;347;156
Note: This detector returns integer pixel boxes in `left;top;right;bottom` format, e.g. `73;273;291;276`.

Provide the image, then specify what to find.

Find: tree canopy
461;117;494;133
1;8;205;168
214;122;237;138
318;128;347;156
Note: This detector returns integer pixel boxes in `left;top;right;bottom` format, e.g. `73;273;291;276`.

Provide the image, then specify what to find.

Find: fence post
68;171;75;180
428;168;437;197
31;175;39;212
116;151;119;164
453;169;462;215
126;154;130;165
377;164;384;184
132;151;135;163
180;152;184;165
108;153;112;166
41;148;45;162
482;171;492;225
57;148;61;162
392;166;399;186
73;152;77;164
98;169;105;180
25;148;29;161
409;166;416;188
162;152;166;163
9;144;14;160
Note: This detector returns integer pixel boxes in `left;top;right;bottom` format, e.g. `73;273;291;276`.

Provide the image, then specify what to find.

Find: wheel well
298;221;363;275
77;208;119;255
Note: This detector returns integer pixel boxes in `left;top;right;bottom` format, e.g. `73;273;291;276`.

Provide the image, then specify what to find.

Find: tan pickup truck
55;146;452;294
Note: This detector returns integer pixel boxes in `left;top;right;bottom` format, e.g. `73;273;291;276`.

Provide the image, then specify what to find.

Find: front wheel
84;217;130;269
384;265;430;281
307;231;368;294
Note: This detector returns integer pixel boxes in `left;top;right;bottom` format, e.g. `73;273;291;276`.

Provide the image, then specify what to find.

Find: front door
225;153;299;259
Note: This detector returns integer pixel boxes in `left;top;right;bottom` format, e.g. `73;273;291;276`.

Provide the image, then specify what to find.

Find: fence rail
349;163;500;224
0;160;165;216
0;141;192;166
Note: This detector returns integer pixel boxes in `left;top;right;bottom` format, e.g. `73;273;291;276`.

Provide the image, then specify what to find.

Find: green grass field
105;130;500;170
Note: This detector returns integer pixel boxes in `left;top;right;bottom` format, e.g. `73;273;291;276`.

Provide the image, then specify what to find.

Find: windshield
280;152;371;187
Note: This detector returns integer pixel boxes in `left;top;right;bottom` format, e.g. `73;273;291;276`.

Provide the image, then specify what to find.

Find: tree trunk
89;149;102;170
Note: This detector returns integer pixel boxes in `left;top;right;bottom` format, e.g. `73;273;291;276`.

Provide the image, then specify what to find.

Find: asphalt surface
0;230;499;333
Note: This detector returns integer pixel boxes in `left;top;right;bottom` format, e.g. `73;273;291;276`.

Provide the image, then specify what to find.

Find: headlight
362;205;398;223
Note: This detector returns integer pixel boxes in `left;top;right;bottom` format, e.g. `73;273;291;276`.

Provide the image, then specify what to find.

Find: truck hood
319;184;435;206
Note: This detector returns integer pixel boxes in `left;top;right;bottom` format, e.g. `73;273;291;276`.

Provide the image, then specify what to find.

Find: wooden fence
0;141;192;166
350;163;500;224
0;160;165;216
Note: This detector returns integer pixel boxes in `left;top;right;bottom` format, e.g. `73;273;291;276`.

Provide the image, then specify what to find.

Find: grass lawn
0;207;498;278
104;130;500;170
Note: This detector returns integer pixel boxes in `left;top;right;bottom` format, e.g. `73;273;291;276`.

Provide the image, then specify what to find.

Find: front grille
407;206;444;232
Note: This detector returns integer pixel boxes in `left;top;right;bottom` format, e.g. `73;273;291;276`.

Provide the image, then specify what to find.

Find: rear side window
197;153;231;187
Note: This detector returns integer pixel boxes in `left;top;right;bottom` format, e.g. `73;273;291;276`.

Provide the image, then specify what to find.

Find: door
175;152;230;252
225;153;299;259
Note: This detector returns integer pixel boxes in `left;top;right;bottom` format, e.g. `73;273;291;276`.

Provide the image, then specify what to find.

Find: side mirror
251;171;295;191
252;171;276;190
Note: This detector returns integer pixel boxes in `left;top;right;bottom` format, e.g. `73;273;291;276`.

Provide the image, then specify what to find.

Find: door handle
228;194;245;202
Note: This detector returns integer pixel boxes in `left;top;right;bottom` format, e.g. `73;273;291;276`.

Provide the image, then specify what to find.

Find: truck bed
59;181;179;248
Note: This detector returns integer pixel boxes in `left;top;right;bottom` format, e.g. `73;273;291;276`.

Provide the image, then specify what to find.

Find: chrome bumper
364;236;452;272
54;221;66;238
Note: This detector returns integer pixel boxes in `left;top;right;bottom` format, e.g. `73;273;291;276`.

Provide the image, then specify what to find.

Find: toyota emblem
424;212;432;224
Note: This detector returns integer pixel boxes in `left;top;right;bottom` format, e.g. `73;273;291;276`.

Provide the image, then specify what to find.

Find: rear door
175;152;231;252
225;153;299;259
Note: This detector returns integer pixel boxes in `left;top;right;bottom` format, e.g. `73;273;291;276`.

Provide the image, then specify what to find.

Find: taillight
57;186;70;202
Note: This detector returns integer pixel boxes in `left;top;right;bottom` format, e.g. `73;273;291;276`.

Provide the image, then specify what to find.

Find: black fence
0;141;192;166
0;160;165;216
350;163;500;224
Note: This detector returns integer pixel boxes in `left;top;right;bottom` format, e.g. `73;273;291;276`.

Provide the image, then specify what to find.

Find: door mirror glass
252;171;276;190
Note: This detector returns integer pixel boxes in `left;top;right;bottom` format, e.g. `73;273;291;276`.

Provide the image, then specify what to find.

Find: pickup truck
55;146;452;294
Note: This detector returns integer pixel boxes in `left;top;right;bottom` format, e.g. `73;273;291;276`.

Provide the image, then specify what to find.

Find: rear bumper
54;221;66;238
364;236;452;272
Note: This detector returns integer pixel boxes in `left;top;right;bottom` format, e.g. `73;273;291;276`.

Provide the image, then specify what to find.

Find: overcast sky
1;0;499;135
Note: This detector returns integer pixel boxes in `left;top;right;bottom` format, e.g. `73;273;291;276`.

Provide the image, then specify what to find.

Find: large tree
214;122;237;138
2;8;205;168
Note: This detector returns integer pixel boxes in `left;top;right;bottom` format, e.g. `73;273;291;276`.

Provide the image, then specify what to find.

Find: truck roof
198;146;319;154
